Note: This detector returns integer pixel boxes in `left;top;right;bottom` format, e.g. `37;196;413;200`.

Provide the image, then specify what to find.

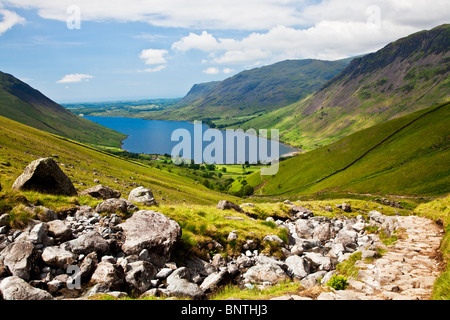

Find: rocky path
316;215;444;300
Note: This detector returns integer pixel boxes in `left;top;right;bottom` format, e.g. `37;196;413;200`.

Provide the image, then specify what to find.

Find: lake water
85;116;297;165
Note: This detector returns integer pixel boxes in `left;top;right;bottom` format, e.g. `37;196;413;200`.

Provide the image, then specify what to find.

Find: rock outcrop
12;158;77;196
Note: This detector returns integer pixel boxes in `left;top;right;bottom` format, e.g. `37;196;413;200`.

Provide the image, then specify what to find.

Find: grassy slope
0;71;126;148
0;115;238;206
242;24;450;150
249;101;449;198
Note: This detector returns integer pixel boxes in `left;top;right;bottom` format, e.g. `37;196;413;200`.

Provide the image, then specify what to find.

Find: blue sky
0;0;448;103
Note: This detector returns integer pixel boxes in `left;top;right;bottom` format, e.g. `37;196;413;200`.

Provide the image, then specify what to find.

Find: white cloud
0;0;305;30
202;67;220;75
223;68;234;74
0;9;25;35
139;65;166;73
139;49;168;65
56;73;93;83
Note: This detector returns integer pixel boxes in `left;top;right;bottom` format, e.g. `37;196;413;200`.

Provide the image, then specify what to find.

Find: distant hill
147;58;353;127
0;71;126;147
246;101;450;198
242;24;450;149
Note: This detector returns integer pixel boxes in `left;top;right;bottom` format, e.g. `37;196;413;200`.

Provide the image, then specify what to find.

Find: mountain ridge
0;71;126;148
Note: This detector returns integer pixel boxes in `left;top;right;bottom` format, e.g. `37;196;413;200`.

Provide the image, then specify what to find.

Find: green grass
336;252;362;279
251;101;449;198
210;281;305;300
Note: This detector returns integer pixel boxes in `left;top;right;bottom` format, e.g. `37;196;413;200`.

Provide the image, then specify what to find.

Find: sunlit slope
0;71;126;148
251;101;450;198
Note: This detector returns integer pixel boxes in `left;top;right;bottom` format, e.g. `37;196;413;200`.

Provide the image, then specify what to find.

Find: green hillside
248;101;450;198
147;58;352;127
242;24;450;150
0;71;126;148
0;115;239;206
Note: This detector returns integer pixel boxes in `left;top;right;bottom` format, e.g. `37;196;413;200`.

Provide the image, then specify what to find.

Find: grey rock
47;219;73;242
128;187;157;206
119;210;181;266
243;264;289;285
95;198;138;215
304;252;333;271
12;157;77;196
0;276;53;300
0;241;37;281
289;205;314;218
155;267;173;279
125;261;157;295
166;267;204;300
200;269;230;292
335;229;358;251
313;222;336;242
227;231;238;241
300;271;328;289
185;256;218;280
211;254;227;268
90;261;125;291
285;255;310;279
78;252;98;283
295;219;314;238
263;235;285;246
341;203;352;212
42;246;77;269
216;200;244;213
80;185;121;200
63;231;110;256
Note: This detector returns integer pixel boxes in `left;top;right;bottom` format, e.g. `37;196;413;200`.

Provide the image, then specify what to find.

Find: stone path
317;215;444;300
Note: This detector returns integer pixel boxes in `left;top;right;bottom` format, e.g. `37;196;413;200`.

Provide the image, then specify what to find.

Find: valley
0;23;449;302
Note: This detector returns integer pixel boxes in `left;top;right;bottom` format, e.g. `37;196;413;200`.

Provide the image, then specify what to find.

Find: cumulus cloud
139;49;168;65
0;9;25;35
202;67;220;75
56;73;93;83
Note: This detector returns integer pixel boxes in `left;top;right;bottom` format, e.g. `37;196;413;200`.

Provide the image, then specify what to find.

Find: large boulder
128;187;157;206
12;158;77;196
119;210;181;266
95;198;138;215
216;200;244;213
63;231;110;256
243;263;289;285
80;185;121;200
41;246;77;269
90;261;125;291
0;276;54;300
0;241;37;281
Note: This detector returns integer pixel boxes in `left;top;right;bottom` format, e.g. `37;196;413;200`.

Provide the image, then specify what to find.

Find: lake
85;116;297;165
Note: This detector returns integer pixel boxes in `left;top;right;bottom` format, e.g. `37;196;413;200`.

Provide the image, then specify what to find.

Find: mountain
242;24;450;149
147;58;353;127
0;71;126;148
245;101;449;198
